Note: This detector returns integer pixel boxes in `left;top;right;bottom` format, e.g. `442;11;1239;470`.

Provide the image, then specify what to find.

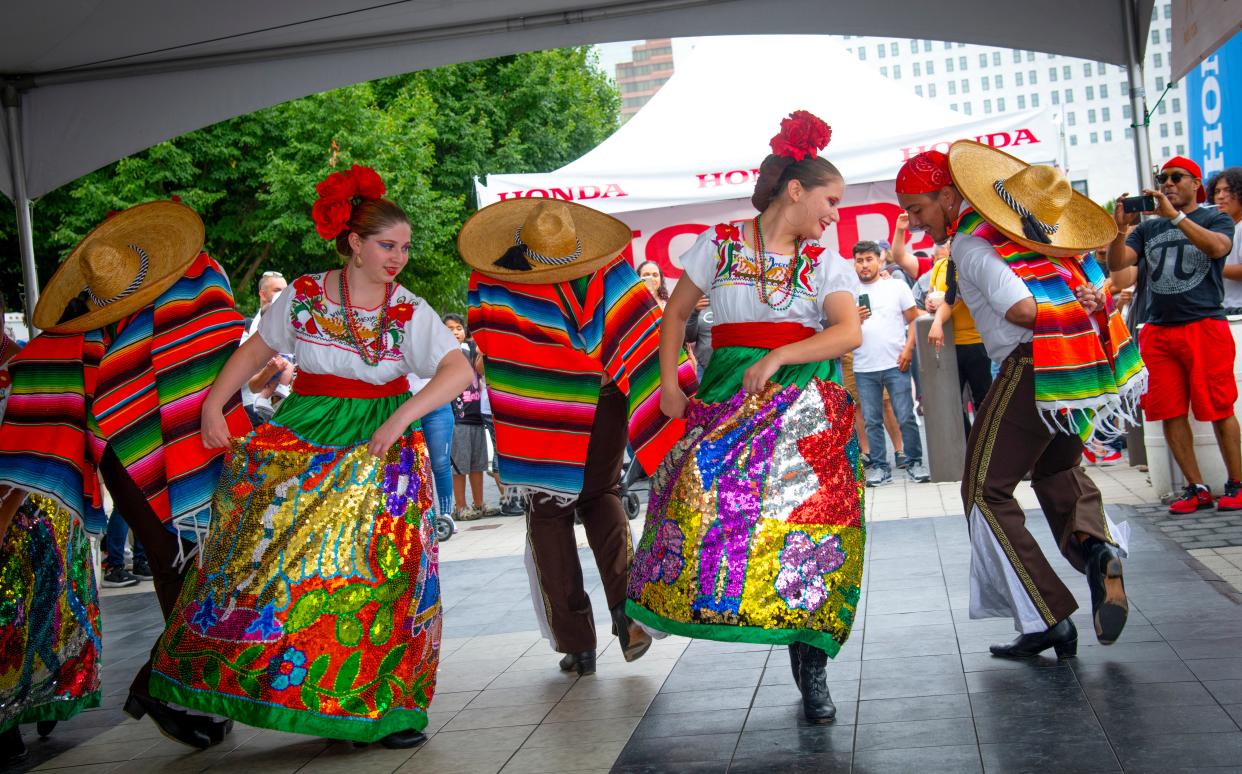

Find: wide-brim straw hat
458;199;632;284
948;140;1117;258
34;201;205;333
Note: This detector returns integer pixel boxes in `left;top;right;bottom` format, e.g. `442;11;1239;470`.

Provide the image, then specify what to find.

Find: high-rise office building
616;39;675;122
833;2;1183;198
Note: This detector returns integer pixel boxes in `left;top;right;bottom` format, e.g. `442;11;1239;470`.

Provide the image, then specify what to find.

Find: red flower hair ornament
769;111;833;161
312;164;387;240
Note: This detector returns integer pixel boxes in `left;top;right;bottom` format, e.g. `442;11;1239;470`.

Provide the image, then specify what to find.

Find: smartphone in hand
858;293;871;311
1121;194;1156;213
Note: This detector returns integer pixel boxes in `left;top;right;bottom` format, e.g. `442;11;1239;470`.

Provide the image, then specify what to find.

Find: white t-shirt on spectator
1223;220;1242;309
853;277;916;373
952;234;1034;363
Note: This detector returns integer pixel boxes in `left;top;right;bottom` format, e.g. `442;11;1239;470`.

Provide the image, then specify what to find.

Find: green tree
0;47;618;317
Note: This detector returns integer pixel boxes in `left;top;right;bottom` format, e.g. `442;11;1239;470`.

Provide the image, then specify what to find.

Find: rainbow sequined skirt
150;419;441;741
627;377;865;657
1;495;102;731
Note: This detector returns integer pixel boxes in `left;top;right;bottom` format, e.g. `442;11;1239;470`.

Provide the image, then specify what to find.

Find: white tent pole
2;86;39;335
1122;0;1154;189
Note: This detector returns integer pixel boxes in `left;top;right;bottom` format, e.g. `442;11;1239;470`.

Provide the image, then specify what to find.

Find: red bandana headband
312;164;387;240
895;150;952;195
769;110;833;161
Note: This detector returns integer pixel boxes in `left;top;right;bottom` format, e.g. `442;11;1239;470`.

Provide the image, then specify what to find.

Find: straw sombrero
948;140;1117;258
34;201;205;333
458;199;632;284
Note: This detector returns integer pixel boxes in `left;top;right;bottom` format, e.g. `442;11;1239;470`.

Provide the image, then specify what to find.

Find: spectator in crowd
927;250;994;434
240;272;290;422
409;372;456;518
685;296;713;380
1211;167;1242;314
244;271;287;340
443;313;491;520
1108;156;1240;514
853;240;929;485
101;511;149;587
637;260;670;310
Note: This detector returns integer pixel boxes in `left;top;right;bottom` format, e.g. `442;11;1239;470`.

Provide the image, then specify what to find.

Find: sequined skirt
150;420;441;741
626;372;865;657
1;495;102;731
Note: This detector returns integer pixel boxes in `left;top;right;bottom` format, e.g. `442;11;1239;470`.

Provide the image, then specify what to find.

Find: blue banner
1186;30;1242;178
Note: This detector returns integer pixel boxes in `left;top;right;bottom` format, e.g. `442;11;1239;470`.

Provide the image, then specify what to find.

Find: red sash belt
293;371;409;399
712;322;816;350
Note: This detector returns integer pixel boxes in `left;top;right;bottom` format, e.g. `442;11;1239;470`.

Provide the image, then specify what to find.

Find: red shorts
1139;317;1238;422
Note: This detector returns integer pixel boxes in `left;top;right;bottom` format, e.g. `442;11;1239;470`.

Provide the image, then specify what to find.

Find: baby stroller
435;510;456;542
619;450;648;520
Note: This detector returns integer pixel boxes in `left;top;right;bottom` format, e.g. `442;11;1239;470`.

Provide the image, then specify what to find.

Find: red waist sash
712;322;816;350
292;371;409;399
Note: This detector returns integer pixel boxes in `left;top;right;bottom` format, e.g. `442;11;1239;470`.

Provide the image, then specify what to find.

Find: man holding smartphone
1107;156;1240;515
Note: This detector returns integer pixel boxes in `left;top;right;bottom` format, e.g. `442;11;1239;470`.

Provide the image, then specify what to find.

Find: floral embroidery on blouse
709;224;823;301
287;273;417;361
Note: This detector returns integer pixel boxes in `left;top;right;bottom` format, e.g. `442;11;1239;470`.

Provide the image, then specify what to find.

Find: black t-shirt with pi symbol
1126;206;1236;325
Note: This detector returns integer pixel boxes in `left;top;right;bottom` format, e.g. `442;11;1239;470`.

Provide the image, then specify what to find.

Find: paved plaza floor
11;465;1242;773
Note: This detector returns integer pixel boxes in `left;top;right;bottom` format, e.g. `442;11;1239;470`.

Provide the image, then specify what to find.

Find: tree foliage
0;47;619;316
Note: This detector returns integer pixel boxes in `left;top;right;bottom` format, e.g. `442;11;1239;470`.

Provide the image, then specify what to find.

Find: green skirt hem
1;691;101;733
150;673;427;742
626;600;843;658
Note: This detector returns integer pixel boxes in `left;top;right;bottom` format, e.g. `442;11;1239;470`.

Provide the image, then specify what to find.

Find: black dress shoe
1;726;27;767
558;650;596;676
795;643;836;724
124;693;213;750
610;605;652;663
989;618;1078;659
36;720;57;738
379;730;428;749
1086;541;1128;644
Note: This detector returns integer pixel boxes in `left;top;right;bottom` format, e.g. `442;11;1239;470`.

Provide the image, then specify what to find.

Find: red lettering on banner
550;188;573;201
724;170;748;185
603;184;628;198
644;223;708;279
835;202;903;257
900;128;1040;160
491;184;628;202
697;172;723;188
696;169;761;188
578;185;602;199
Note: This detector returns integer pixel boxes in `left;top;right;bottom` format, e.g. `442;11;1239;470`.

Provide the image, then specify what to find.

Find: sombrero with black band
948;140;1117;258
34;201;205;333
458;199;632;284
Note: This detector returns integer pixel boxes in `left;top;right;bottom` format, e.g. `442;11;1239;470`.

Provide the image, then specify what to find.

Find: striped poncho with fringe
468;256;697;501
0;252;250;538
956;209;1147;442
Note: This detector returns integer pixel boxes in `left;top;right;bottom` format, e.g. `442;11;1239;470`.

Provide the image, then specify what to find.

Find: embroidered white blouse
259;271;459;385
679;223;858;330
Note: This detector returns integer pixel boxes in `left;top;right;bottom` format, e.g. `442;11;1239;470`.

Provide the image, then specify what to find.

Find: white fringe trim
1036;368;1148;444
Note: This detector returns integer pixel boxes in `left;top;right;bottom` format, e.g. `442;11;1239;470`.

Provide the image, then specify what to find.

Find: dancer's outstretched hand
660;385;689;419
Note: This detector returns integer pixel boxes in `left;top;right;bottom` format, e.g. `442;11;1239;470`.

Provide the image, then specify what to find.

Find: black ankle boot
1085;541;1127;645
989;618;1078;659
558;650;596;676
124;693;213;750
379;729;427;749
611;604;652;663
795;643;836;724
787;642;803;687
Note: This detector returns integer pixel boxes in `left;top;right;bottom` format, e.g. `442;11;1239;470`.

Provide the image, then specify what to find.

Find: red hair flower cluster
312;165;387;240
769;110;832;161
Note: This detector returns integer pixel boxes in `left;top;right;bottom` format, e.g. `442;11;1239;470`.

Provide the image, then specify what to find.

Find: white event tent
2;1;1156;329
477;36;1059;275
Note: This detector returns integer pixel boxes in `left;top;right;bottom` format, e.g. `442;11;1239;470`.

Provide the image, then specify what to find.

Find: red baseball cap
1161;156;1207;203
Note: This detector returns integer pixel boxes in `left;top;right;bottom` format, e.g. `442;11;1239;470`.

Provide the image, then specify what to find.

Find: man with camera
1107;156;1240;514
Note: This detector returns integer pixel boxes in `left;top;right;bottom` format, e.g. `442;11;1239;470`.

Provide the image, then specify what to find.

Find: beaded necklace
751;216;800;311
337;268;392;367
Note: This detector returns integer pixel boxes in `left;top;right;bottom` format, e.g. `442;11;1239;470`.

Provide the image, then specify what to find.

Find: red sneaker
1218;480;1242;512
1096;450;1123;466
1082;448;1097;465
1169;484;1214;515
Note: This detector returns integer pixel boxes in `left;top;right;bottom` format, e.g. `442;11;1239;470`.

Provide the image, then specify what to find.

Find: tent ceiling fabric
1171;0;1242;81
1;0;1152;200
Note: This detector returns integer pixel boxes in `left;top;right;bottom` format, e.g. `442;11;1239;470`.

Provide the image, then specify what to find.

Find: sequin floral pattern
150;422;441;742
0;495;103;729
628;378;865;656
288;273;416;363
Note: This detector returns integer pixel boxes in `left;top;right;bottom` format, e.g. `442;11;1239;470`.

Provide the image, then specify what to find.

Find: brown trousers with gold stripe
527;383;633;653
961;343;1115;630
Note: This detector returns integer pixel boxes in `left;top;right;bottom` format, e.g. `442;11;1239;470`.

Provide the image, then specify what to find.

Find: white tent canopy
477;36;1059;214
1172;0;1242;81
1;0;1154;329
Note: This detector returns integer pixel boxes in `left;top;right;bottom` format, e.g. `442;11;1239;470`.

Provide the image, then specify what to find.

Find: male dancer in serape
0;202;250;746
896;146;1145;657
462;199;696;675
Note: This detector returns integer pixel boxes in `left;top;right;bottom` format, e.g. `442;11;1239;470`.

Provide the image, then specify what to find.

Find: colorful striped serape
468;256;697;500
0;253;250;536
955;209;1147;442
